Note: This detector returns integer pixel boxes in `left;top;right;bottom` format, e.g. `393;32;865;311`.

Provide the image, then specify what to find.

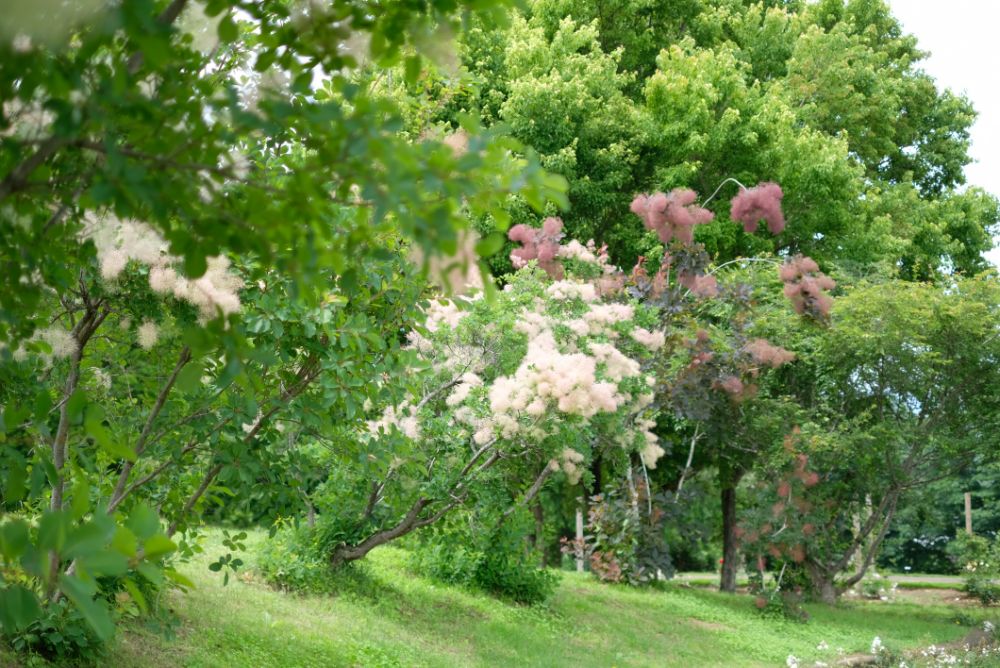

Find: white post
576;498;585;573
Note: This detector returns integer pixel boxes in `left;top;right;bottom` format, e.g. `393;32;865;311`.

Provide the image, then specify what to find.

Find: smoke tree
318;231;668;566
0;0;567;645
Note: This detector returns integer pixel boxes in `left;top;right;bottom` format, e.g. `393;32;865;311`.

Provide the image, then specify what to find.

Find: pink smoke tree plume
508;217;565;278
730;182;785;234
779;255;836;321
630;188;714;245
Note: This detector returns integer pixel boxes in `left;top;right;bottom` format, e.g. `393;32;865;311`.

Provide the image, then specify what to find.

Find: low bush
411;524;556;605
949;532;1000;606
256;520;339;594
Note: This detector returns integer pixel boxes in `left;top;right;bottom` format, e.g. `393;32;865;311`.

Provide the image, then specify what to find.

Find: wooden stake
576;498;585;573
965;492;973;535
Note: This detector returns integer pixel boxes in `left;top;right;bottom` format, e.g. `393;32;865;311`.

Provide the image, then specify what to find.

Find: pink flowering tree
321;245;668;566
607;180;833;591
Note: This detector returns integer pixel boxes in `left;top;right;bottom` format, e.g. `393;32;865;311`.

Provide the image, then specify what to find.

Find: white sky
887;1;1000;263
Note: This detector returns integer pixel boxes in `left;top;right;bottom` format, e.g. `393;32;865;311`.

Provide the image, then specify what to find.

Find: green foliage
4;600;107;666
412;522;557;605
0;0;567;655
454;0;997;276
256;520;346;596
950;533;1000;606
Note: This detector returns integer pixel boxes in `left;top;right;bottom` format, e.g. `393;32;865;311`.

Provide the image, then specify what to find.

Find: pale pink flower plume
631;188;714;245
744;338;796;367
717;375;744;396
730;182;785;234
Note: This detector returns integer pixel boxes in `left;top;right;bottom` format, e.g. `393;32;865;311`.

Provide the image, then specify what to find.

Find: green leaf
4;456;27;503
135;561;164;586
121;577;148;614
80;550;129;577
85;403;135;462
0;584;42;631
125;504;159;541
174;361;205;394
63;521;112;560
404;55;422;85
37;511;67;551
32;390;52;421
70;478;90;520
163;568;195;590
475;232;506;258
142;534;176;560
59;575;114;641
111;526;138;557
0;520;30;560
217;15;238;44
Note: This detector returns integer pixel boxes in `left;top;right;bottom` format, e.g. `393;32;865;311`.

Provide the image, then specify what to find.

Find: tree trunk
806;561;838;605
720;483;739;592
532;500;546;567
590;453;603;495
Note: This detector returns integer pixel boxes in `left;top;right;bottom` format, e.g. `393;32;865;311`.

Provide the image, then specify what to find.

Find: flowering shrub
371;250;667;479
949;533;1000;606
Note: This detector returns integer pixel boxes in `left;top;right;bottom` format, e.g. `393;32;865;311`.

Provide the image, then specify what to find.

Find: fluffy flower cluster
630;189;714;245
730;182;785;234
368;402;420;440
678;271;719;299
489;331;626;419
630;327;665;351
85;215;243;322
744;339;796;367
446;373;483;407
547;280;598;302
779;255;835;319
636;417;664;468
558;239;618;275
407;296;480;361
137;320;160;350
557;448;586;485
12;325;77;362
509;217;565;278
566;303;635;338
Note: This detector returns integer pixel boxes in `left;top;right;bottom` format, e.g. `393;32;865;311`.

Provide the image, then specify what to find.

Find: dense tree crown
427;0;997;277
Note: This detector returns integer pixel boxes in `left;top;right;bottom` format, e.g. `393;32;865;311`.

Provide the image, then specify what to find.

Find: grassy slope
89;529;993;668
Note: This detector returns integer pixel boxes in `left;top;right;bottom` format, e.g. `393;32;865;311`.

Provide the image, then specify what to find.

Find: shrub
856;573;897;601
950;532;1000;606
411;525;557;605
4;600;106;666
256;520;339;595
747;568;809;623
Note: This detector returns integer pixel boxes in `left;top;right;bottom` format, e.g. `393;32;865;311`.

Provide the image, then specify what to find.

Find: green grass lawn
3;529;994;667
91;529;996;667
